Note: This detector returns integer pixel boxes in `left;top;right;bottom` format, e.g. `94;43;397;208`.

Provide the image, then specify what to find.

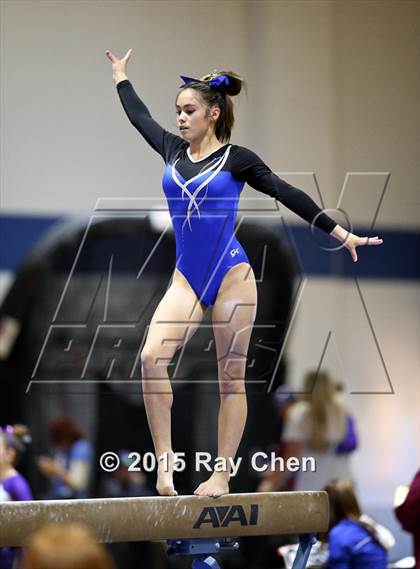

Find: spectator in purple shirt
0;424;33;569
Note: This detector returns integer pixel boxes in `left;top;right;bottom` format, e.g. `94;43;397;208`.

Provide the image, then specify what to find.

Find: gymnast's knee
218;362;246;396
140;346;171;375
219;377;246;397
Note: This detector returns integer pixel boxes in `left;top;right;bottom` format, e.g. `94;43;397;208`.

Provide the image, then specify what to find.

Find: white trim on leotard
171;145;232;231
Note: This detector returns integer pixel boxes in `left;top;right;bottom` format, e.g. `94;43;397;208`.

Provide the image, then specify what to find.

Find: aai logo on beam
193;504;259;529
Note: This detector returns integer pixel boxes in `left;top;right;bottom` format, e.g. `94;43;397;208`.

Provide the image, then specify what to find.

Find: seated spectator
37;416;94;499
0;424;33;569
324;479;394;569
20;523;115;569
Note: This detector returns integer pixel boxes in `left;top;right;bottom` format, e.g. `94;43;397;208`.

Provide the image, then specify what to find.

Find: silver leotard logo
230;248;240;258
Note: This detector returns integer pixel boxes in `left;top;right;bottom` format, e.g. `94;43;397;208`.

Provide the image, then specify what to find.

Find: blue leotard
117;80;336;306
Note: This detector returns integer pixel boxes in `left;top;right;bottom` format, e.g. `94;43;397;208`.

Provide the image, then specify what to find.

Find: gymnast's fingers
367;236;383;245
359;236;383;246
122;48;133;62
105;50;117;63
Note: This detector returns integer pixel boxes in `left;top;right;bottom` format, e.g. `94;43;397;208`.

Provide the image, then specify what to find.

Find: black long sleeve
116;80;337;235
116;80;184;163
233;146;337;234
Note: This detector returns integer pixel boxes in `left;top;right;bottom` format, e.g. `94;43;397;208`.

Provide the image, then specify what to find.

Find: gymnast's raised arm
106;48;179;159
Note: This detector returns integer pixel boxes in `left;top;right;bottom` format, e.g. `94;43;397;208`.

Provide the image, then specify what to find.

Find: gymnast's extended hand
330;225;383;262
105;48;132;84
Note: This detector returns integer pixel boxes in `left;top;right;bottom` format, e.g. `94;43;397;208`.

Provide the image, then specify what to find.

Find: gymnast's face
176;89;220;143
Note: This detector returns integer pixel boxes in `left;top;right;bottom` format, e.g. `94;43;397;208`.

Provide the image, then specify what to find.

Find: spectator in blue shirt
324;479;394;569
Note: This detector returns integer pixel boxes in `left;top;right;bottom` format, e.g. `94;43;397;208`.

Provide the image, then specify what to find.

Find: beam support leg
291;534;317;569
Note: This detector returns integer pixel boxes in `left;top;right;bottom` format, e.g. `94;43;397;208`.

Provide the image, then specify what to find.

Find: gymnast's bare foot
194;472;230;497
156;452;177;496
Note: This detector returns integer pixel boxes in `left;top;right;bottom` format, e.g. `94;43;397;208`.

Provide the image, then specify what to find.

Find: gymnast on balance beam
106;48;383;498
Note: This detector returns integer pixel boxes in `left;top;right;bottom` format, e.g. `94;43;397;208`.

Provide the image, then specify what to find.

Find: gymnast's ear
209;104;221;123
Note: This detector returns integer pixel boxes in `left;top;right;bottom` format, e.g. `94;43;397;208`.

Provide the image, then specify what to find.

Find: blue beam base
167;534;317;569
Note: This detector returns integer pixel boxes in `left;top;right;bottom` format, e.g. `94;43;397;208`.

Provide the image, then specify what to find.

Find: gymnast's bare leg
141;269;206;496
194;262;257;497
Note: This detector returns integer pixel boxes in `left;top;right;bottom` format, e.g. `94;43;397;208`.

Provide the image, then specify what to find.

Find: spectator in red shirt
395;470;420;567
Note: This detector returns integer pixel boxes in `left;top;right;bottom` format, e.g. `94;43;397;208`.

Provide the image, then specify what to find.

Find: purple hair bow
179;74;230;88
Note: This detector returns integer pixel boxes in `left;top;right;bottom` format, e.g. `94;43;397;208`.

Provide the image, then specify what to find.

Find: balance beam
0;491;329;547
